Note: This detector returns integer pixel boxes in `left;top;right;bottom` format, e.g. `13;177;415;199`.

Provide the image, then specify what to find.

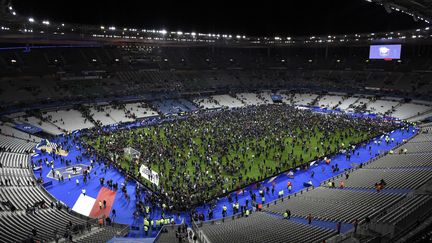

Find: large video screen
369;44;401;59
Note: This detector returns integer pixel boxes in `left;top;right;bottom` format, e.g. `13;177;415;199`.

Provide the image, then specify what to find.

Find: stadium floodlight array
2;0;432;46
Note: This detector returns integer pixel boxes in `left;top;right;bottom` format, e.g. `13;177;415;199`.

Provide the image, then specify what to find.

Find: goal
123;147;141;159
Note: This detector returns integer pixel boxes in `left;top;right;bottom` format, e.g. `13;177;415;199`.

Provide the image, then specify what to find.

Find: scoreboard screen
369;44;401;60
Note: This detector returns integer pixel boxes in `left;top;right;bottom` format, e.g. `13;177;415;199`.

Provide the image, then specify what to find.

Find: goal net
123;147;141;159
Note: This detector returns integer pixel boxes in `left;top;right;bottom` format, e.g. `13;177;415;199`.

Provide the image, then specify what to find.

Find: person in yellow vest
144;218;149;228
145;206;150;215
283;211;288;219
261;196;265;204
234;202;239;214
222;205;227;217
150;219;154;229
144;225;149;236
245;209;250;217
278;190;284;198
389;150;394;154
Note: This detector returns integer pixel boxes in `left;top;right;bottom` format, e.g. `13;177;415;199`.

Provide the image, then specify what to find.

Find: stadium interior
0;0;432;242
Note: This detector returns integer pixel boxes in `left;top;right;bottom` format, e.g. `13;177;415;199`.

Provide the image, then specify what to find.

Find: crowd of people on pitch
81;104;400;210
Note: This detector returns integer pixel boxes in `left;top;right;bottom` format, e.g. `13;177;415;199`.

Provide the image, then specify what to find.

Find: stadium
0;0;432;242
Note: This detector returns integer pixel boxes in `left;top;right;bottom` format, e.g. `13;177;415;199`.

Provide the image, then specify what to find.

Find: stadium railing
192;219;212;243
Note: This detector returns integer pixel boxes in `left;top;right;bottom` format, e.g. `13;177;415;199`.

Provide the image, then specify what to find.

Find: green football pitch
83;105;388;205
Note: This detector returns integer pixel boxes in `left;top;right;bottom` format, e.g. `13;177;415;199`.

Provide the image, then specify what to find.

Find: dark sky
12;0;423;36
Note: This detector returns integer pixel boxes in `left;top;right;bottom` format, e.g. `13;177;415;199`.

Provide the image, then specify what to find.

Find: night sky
12;0;424;36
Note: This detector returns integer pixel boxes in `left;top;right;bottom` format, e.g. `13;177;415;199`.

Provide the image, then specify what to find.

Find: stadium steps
346;97;361;110
53;227;105;243
310;94;323;106
406;107;432;121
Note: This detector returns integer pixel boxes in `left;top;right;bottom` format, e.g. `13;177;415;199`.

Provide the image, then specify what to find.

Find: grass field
83;106;382;205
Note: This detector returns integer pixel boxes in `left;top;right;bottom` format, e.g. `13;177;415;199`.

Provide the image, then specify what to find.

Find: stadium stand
152;99;198;114
374;194;432;232
408;110;432;122
264;187;404;223
104;106;135;124
350;98;371;112
0;134;36;153
14;116;64;136
409;132;432;143
1;2;432;242
211;95;244;109
364;153;432;168
335;97;359;111
291;93;319;106
391;102;432;120
257;91;274;104
123;103;158;119
340;168;432;190
0;124;42;143
193;97;223;110
43;109;94;132
0;134;129;242
89;105;119;126
198;212;336;243
0;152;29;168
316;95;345;109
154;225;189;243
236;93;268;106
192;127;432;242
366;99;399;115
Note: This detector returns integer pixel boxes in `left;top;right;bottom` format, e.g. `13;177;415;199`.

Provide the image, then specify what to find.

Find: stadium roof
1;0;431;47
367;0;432;23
